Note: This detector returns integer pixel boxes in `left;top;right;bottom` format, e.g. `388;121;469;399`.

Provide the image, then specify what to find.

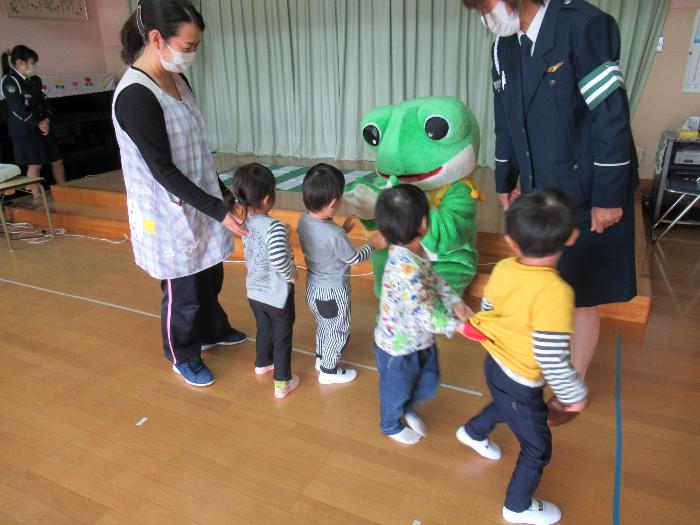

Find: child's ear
504;234;522;256
565;228;580;247
419;216;429;235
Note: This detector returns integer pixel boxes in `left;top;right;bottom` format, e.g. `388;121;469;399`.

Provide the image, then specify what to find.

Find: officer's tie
519;34;533;109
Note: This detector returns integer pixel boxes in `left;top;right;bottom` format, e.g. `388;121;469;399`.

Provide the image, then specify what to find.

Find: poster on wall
3;0;88;21
682;10;700;93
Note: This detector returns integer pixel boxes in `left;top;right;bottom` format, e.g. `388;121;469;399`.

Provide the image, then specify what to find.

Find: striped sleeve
266;221;295;281
533;331;588;405
481;297;495;311
343;243;373;266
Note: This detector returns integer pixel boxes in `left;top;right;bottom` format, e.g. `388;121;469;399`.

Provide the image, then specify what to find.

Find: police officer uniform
491;0;638;307
0;67;62;167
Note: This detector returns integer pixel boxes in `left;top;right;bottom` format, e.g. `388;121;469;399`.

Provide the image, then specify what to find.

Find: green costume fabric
345;96;481;298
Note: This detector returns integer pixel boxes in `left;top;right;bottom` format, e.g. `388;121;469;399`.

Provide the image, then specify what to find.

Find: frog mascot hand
345;96;482;298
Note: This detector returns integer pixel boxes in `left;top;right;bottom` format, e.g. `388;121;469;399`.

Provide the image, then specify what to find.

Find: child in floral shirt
374;184;472;445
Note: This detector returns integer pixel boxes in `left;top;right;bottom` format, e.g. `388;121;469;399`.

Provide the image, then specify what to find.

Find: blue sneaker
201;328;248;351
172;360;215;387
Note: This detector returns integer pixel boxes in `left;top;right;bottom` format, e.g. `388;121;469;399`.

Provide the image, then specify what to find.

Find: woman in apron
1;45;65;208
113;0;248;387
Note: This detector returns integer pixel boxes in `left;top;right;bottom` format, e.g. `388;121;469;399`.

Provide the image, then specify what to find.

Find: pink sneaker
274;375;300;399
255;364;274;375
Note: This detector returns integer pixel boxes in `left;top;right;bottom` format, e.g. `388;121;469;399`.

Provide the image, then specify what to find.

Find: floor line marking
0;276;482;397
613;334;623;525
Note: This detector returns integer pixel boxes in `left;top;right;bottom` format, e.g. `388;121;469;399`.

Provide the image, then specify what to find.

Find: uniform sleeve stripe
578;61;624;95
594;161;630;167
584;75;626;110
495;158;509;163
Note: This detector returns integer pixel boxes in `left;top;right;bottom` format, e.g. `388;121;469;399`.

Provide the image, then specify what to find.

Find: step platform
5;167;652;325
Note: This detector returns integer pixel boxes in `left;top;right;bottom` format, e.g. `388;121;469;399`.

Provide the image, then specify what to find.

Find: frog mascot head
345;96;482;298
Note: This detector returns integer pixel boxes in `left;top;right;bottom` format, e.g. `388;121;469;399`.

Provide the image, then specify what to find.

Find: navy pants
374;345;440;435
464;355;552;513
249;287;295;382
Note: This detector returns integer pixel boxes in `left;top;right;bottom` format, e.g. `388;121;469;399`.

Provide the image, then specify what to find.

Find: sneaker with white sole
201;328;247;351
502;498;561;525
255;364;274;375
455;426;502;459
404;410;427;437
388;427;421;445
318;367;357;384
274;375;300;399
172;360;215;387
315;357;321;371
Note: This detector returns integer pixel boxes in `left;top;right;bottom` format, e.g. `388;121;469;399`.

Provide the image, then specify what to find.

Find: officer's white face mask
481;1;520;37
26;64;36;77
158;41;197;74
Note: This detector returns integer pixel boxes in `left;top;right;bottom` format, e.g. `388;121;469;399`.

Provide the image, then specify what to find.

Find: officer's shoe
201;328;248;351
502;498;561;525
172;360;215;387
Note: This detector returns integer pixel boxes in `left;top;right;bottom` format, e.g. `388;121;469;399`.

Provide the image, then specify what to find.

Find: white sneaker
388;427;421;445
315;357;321;371
455;426;502;460
404;410;427;437
318;367;357;384
502;499;561;525
254;364;274;375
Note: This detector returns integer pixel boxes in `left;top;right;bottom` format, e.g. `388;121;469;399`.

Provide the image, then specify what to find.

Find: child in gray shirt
297;163;385;384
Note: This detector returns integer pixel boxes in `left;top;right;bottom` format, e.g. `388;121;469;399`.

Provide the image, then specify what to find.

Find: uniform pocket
553;159;591;208
315;298;338;320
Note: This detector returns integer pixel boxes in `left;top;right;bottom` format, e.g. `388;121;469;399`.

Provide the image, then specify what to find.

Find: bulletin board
3;0;88;21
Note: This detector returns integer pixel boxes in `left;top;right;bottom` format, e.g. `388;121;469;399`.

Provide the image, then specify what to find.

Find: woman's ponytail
120;10;145;64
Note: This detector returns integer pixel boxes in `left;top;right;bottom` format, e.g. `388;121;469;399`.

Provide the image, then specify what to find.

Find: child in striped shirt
233;164;299;399
457;189;589;525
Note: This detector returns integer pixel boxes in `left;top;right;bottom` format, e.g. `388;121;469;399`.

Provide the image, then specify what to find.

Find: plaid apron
112;68;232;280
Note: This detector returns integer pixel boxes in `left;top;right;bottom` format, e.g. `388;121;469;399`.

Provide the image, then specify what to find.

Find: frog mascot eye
362;123;381;147
424;116;449;140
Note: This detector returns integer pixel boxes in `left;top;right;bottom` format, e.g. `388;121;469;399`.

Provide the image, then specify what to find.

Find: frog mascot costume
345;96;482;298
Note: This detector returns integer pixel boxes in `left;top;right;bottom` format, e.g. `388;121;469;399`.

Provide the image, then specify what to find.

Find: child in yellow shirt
458;189;589;525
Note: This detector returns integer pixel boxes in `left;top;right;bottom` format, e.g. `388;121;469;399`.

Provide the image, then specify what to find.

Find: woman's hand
497;189;521;210
221;211;248;236
591;207;623;234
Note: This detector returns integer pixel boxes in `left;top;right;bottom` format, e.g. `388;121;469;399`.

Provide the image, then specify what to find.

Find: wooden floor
0;224;697;524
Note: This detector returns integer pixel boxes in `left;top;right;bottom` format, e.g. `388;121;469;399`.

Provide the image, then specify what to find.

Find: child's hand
343;214;358;233
369;232;387;250
562;397;589;413
453;301;474;323
288;269;297;285
285;224;293;248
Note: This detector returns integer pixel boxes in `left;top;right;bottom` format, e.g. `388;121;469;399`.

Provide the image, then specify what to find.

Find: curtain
125;0;668;166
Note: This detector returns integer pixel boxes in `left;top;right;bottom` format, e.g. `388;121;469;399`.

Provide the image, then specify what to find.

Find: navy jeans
465;354;552;512
374;345;440;435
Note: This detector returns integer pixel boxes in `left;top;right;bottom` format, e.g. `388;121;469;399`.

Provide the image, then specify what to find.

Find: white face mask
158;42;196;73
481;1;520;37
26;64;36;76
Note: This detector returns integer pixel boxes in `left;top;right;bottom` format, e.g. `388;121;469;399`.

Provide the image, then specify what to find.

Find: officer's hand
591;207;623;234
498;189;521;211
38;119;49;136
222;211;248;237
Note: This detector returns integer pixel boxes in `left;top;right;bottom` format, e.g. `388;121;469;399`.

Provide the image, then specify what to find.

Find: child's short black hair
375;184;430;245
232;163;276;210
302;163;345;212
506;189;575;258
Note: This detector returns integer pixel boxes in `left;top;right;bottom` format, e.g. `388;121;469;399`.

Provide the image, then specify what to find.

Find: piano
0;90;120;184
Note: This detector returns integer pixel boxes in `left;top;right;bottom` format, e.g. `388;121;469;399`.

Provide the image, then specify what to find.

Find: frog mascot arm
344;96;482;297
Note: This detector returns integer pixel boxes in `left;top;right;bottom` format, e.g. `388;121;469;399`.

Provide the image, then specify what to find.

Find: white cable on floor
5;221;129;245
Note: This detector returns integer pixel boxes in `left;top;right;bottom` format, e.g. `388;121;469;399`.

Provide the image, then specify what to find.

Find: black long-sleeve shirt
114;68;230;222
